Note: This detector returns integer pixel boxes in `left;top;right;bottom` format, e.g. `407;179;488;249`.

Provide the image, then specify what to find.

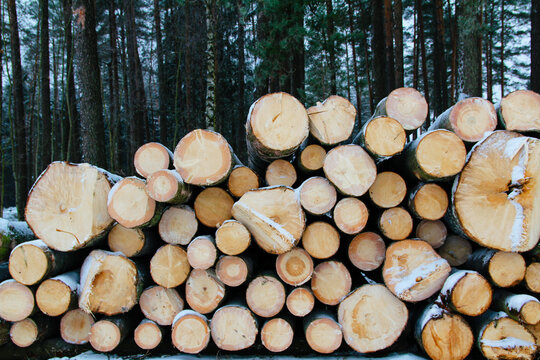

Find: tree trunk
486;1;494;102
108;0;120;172
393;0;403;88
532;0;540;93
291;1;305;102
383;0;395;93
154;0;168;146
500;0;505;96
236;0;246;158
416;0;430;106
40;0;51;170
432;0;448;115
371;0;386;104
458;0;482;97
326;0;337;94
347;0;361;123
204;0;217;130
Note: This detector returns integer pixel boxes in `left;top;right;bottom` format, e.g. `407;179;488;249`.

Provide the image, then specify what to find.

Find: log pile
0;88;539;360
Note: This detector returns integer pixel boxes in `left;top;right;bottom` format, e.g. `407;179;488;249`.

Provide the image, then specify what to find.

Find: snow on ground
2;207;18;221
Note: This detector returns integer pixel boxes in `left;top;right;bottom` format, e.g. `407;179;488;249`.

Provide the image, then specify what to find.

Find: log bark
275;247;313;286
353;116;406;162
297;177;337;216
246;274;285;318
107;224;159;257
496;89;540;133
373;88;428;131
378;207;413;240
227;165;260;198
171;310;210;353
158;205;198;245
437;235;472;266
415;220;447;249
368;171;407;208
304;312;343;354
194;187;234;228
464;248;526;288
146;169;192;204
408;183;449;221
150;244;190;288
133;142;173;178
215;220;251;256
187;235;217;270
210;305;258;351
492;290;540;325
348;232;386;271
60;308;94;344
297;144;326;173
261;317;294;352
307;95;356;146
0;279;35;322
185;269;225;314
439;270;492;316
10;315;56;348
286;287;314;317
215;255;251;287
139;285;184;326
301;222;340;259
311;261;351;305
36;270;79;316
333;197;369;235
134;319;162;350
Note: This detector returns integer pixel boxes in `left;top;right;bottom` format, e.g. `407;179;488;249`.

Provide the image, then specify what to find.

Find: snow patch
420;303;446;330
51;271;80;292
440;270;475;297
506;294;539;312
481;337;536;349
172;309;208;326
389;258;449;296
509;199;525;252
503;137;528;159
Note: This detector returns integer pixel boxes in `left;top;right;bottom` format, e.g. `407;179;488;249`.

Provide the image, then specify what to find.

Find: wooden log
524;262;540;293
428;97;497;142
215;255;251;287
286;287;315;317
187;235;217;270
348;232;386;271
0;279;35;321
174;129;234;186
107;177;161;228
448;131;540;252
372;87;428;131
107;223;158;257
36;270;79;316
215;220;251;256
194;187;234;228
338;284;408;353
60;308;94;344
158;205;198;245
10;316;55;348
297;144;326;173
210;305;258;351
275;247;313;286
323;144;377;196
311;261;351;305
0;219;34;261
378;207;413;240
437;234;472;266
261;317;294;352
171;310;210;353
333;197;369;235
25;162;120;251
354;116;406;162
475;311;537;360
265;159;297;187
408;183;449;220
368;171;407;208
297;177;337;216
134;319;162;350
301;222;340;259
133;142;173;178
139;285;184;326
227;165;260;198
232;186;306;254
415;220;447;249
79;250;143;315
497;89;540;133
307;95;356;146
89;316;134;352
145;169;192;204
465;248;526;288
525;322;540;346
304;312;343;354
150;244;191;288
246;274;286;317
439;270;492;317
414;302;474;360
185;269;225;314
383;240;451;302
0;320;9;346
492;290;540;325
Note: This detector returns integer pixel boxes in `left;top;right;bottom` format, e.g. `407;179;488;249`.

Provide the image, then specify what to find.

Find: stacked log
0;89;537;360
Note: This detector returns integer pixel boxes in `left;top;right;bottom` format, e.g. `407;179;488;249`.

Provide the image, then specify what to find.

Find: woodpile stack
0;88;539;360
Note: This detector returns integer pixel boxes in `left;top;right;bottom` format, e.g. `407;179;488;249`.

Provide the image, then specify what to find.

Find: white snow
509;199;525;252
51;271;80;292
481;337;536;349
440;270;474;297
234;202;296;245
389;258;449;296
2;207;18;221
420;303;446;330
503;137;528;159
0;219;9;235
11;239;48;252
172;309;208;326
506;294;539;312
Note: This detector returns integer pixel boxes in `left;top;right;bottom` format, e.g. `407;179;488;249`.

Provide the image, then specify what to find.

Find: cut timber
323;144;377;196
368;172;407;208
145;169;192;204
246;92;309;161
187;236;217;270
139;286;184;326
383;240;451;302
339;284;408;353
174;129;233;186
211;305;258;351
311;261;351;305
307;95;356;146
304;312;343;354
405;130;466;182
25;162;119;251
525;323;540;346
275;247;314;286
440;270;492;316
158;205;197;245
10;316;54;348
348;232;386;271
465;248;526;288
36;270;79;316
150;244;190;288
79;250;142;315
415;302;473;360
185;269;225;314
134;319;162;350
373;87;428;131
172;310;210;353
246;274;286;317
437;235;472;266
378;207;413;240
492;290;540;325
194;187;234;228
89;316;133;353
107;223;158;257
415;220;447;249
107;177;160;228
60;309;94;344
301;222;340;259
0;279;34;321
265;159;297;187
9;239;82;285
428;97;497;142
449;131;540;252
227;166;260;198
215;220;251;256
525;263;540;293
333;197;369;235
298;144;326;173
354;116;406;161
497;89;540;133
134;142;173;178
261;317;294;352
232;186;305;255
298;177;337;216
476;311;537;360
216;255;250;287
408;183;449;220
286;287;315;317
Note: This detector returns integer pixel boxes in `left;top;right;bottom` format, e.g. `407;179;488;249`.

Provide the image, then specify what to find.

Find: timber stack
0;88;539;360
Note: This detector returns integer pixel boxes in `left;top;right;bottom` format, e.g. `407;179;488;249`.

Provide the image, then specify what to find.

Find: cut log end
299;177;337;215
520;300;540;325
146;169;191;204
379;207;413;240
228;166;260;198
10;318;39;348
107;177;156;228
276;247;314;286
369;171;407;208
9;241;50;285
416;220;447;249
265;159;297;187
246;275;285;318
479;315;538;360
139;286;184;326
410;183;449;220
134;142;172;178
36;278;75;317
443;271;492;317
187;236;217;270
308;95;356;145
134;320;162;350
305;316;343;354
0;280;34;322
216;255;249;287
194;187;234;228
348;232;386;271
489;251;526;287
150;244;191;288
333;197;369;235
89;319;122;352
172;311;210;354
185;269;225;314
107;224;146;257
311;261;351;306
261;318;294;352
437;235;472;267
525;263;540;293
286;287;315;317
362;116;406;158
414;130;466;180
384;87;428;130
499;89;540;132
210;305;258;351
448;97;497;142
158;205;198;245
299;144;326;172
60;309;94;345
215;220;251;256
302;222;340;259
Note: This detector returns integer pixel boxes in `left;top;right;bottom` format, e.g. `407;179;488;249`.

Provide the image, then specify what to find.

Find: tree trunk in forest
204;0;217;131
347;0;361;123
184;1;194;130
40;0;51;170
393;0;403;88
292;1;305;102
486;1;493;102
413;9;418;89
0;7;3;218
458;0;482;97
416;0;430;107
7;0;29;220
432;0;447;115
383;0;395;93
108;0;120;172
326;0;337;95
371;0;386;104
236;0;246;159
449;0;457;102
154;0;168;146
532;0;540;93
